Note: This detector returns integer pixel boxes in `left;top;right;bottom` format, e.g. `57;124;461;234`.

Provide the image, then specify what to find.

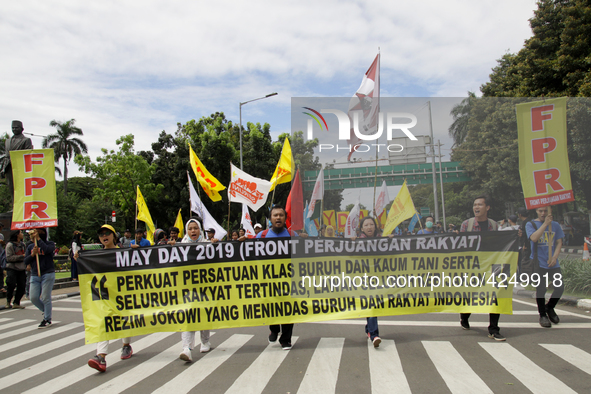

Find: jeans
365;317;379;340
29;272;55;321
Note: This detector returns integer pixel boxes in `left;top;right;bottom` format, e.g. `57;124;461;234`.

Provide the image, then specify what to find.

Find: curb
513;286;591;311
561;247;583;255
0;291;80;311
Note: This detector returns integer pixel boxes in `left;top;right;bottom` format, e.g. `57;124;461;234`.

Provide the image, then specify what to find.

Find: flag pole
227;163;232;237
372;49;381;217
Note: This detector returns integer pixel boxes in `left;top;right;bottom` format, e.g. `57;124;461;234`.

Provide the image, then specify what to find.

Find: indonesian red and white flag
241;203;256;238
374;180;390;217
344;200;361;238
307;166;324;218
347;53;380;161
228;163;272;212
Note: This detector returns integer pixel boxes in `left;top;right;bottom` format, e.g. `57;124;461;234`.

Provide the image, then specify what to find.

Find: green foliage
561;257;591;296
74;134;163;224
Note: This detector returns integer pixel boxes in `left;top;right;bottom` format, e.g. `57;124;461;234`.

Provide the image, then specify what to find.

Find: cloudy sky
1;0;538;209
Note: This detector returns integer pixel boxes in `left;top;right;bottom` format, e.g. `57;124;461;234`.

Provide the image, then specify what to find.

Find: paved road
1;296;590;393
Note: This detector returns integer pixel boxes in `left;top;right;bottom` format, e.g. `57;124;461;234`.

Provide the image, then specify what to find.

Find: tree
43;119;88;196
449;92;477;147
74;134;163;227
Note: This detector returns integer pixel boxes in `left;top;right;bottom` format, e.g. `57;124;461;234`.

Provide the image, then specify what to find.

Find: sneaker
539;315;552;328
373;336;382;348
88;354;107;372
268;331;278;343
280;342;292;350
488;332;506;341
200;342;211;353
5;303;11;309
38;319;52;329
546;307;560;324
180;347;192;362
12;304;25;309
120;345;133;359
460;319;470;330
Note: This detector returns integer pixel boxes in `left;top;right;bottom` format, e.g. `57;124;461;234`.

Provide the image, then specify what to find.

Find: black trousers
270;324;294;344
536;266;564;316
6;269;27;305
460;313;500;334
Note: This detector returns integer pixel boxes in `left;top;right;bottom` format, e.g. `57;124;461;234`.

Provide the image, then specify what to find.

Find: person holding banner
526;207;565;328
355;216;385;348
417;216;438;235
459;196;505;341
81;224;134;372
24;228;56;328
130;228;151;248
179;218;214;361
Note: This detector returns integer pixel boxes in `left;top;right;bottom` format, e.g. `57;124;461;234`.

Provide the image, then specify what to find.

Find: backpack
466;218;498;232
259;228;296;238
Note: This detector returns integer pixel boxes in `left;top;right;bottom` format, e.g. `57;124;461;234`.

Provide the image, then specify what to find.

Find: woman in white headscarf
179;218;213;362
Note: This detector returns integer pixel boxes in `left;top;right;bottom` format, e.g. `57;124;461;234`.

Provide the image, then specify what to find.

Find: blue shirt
256;227;294;238
130;238;151;247
525;220;564;269
417;229;438;235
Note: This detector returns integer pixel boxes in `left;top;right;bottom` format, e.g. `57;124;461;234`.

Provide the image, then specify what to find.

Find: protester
70;230;82;281
168;227;180;244
254;223;263;235
459;195;504;341
355;216;384;348
205;228;215;241
499;215;519;231
130;228;150;248
24;228;56;328
179;218;214;362
526;206;565;328
231;230;239;241
154;228;168;245
257;206;297;350
325;225;335;238
417;216;437;235
5;230;27;309
119;229;133;248
83;224;133;372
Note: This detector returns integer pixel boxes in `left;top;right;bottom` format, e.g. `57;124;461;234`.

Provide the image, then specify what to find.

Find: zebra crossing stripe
152;334;253;394
368;339;411;394
0;330;85;370
54;298;81;303
297;337;344;394
0;322;76;353
540;344;591;375
22;331;176;394
423;341;492;394
0;318;35;333
225;337;300;394
0;320;54;340
51;307;83;312
480;343;577;394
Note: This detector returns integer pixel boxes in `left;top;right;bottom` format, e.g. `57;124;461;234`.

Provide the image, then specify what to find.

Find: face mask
426;221;434;229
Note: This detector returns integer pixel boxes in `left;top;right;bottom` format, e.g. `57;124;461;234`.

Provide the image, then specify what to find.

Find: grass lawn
55;271;72;280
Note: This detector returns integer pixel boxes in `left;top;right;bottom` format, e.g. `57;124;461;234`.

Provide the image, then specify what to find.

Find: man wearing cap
130;228;150;248
1;121;34;206
119;229;133;248
78;224;133;372
205;228;215;241
254;223;263;236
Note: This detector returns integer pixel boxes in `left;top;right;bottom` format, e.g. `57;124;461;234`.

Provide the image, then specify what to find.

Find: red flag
286;169;304;231
347;53;380;161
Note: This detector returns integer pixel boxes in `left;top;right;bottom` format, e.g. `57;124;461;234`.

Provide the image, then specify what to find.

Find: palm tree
448;92;477;147
43;119;88;195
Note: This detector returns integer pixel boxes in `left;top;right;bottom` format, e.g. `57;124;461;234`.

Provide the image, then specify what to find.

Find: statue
1;120;33;207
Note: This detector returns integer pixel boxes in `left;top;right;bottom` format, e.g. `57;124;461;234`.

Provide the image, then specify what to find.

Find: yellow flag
174;208;184;239
269;138;294;191
136;186;155;244
383;180;416;236
189;144;226;202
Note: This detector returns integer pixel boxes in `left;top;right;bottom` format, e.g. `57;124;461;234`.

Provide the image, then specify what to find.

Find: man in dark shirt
459;195;504;341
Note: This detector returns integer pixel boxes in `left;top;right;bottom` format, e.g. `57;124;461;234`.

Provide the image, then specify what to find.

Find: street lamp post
239;92;278;169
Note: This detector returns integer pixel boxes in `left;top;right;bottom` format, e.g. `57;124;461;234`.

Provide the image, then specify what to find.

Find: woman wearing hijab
179;218;214;362
324;225;335;238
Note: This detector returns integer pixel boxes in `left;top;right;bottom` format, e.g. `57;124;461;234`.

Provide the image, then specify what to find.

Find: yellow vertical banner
10;149;58;230
360;209;369;220
516;98;574;209
336;211;348;233
136;186;155;244
322;210;336;228
383;180;416;235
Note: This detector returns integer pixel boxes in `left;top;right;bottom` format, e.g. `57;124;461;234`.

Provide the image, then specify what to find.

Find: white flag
228;164;272;211
347;53;380;161
307;166;324;218
374;180;390;217
345;201;361;238
241;203;256;238
188;172;227;240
